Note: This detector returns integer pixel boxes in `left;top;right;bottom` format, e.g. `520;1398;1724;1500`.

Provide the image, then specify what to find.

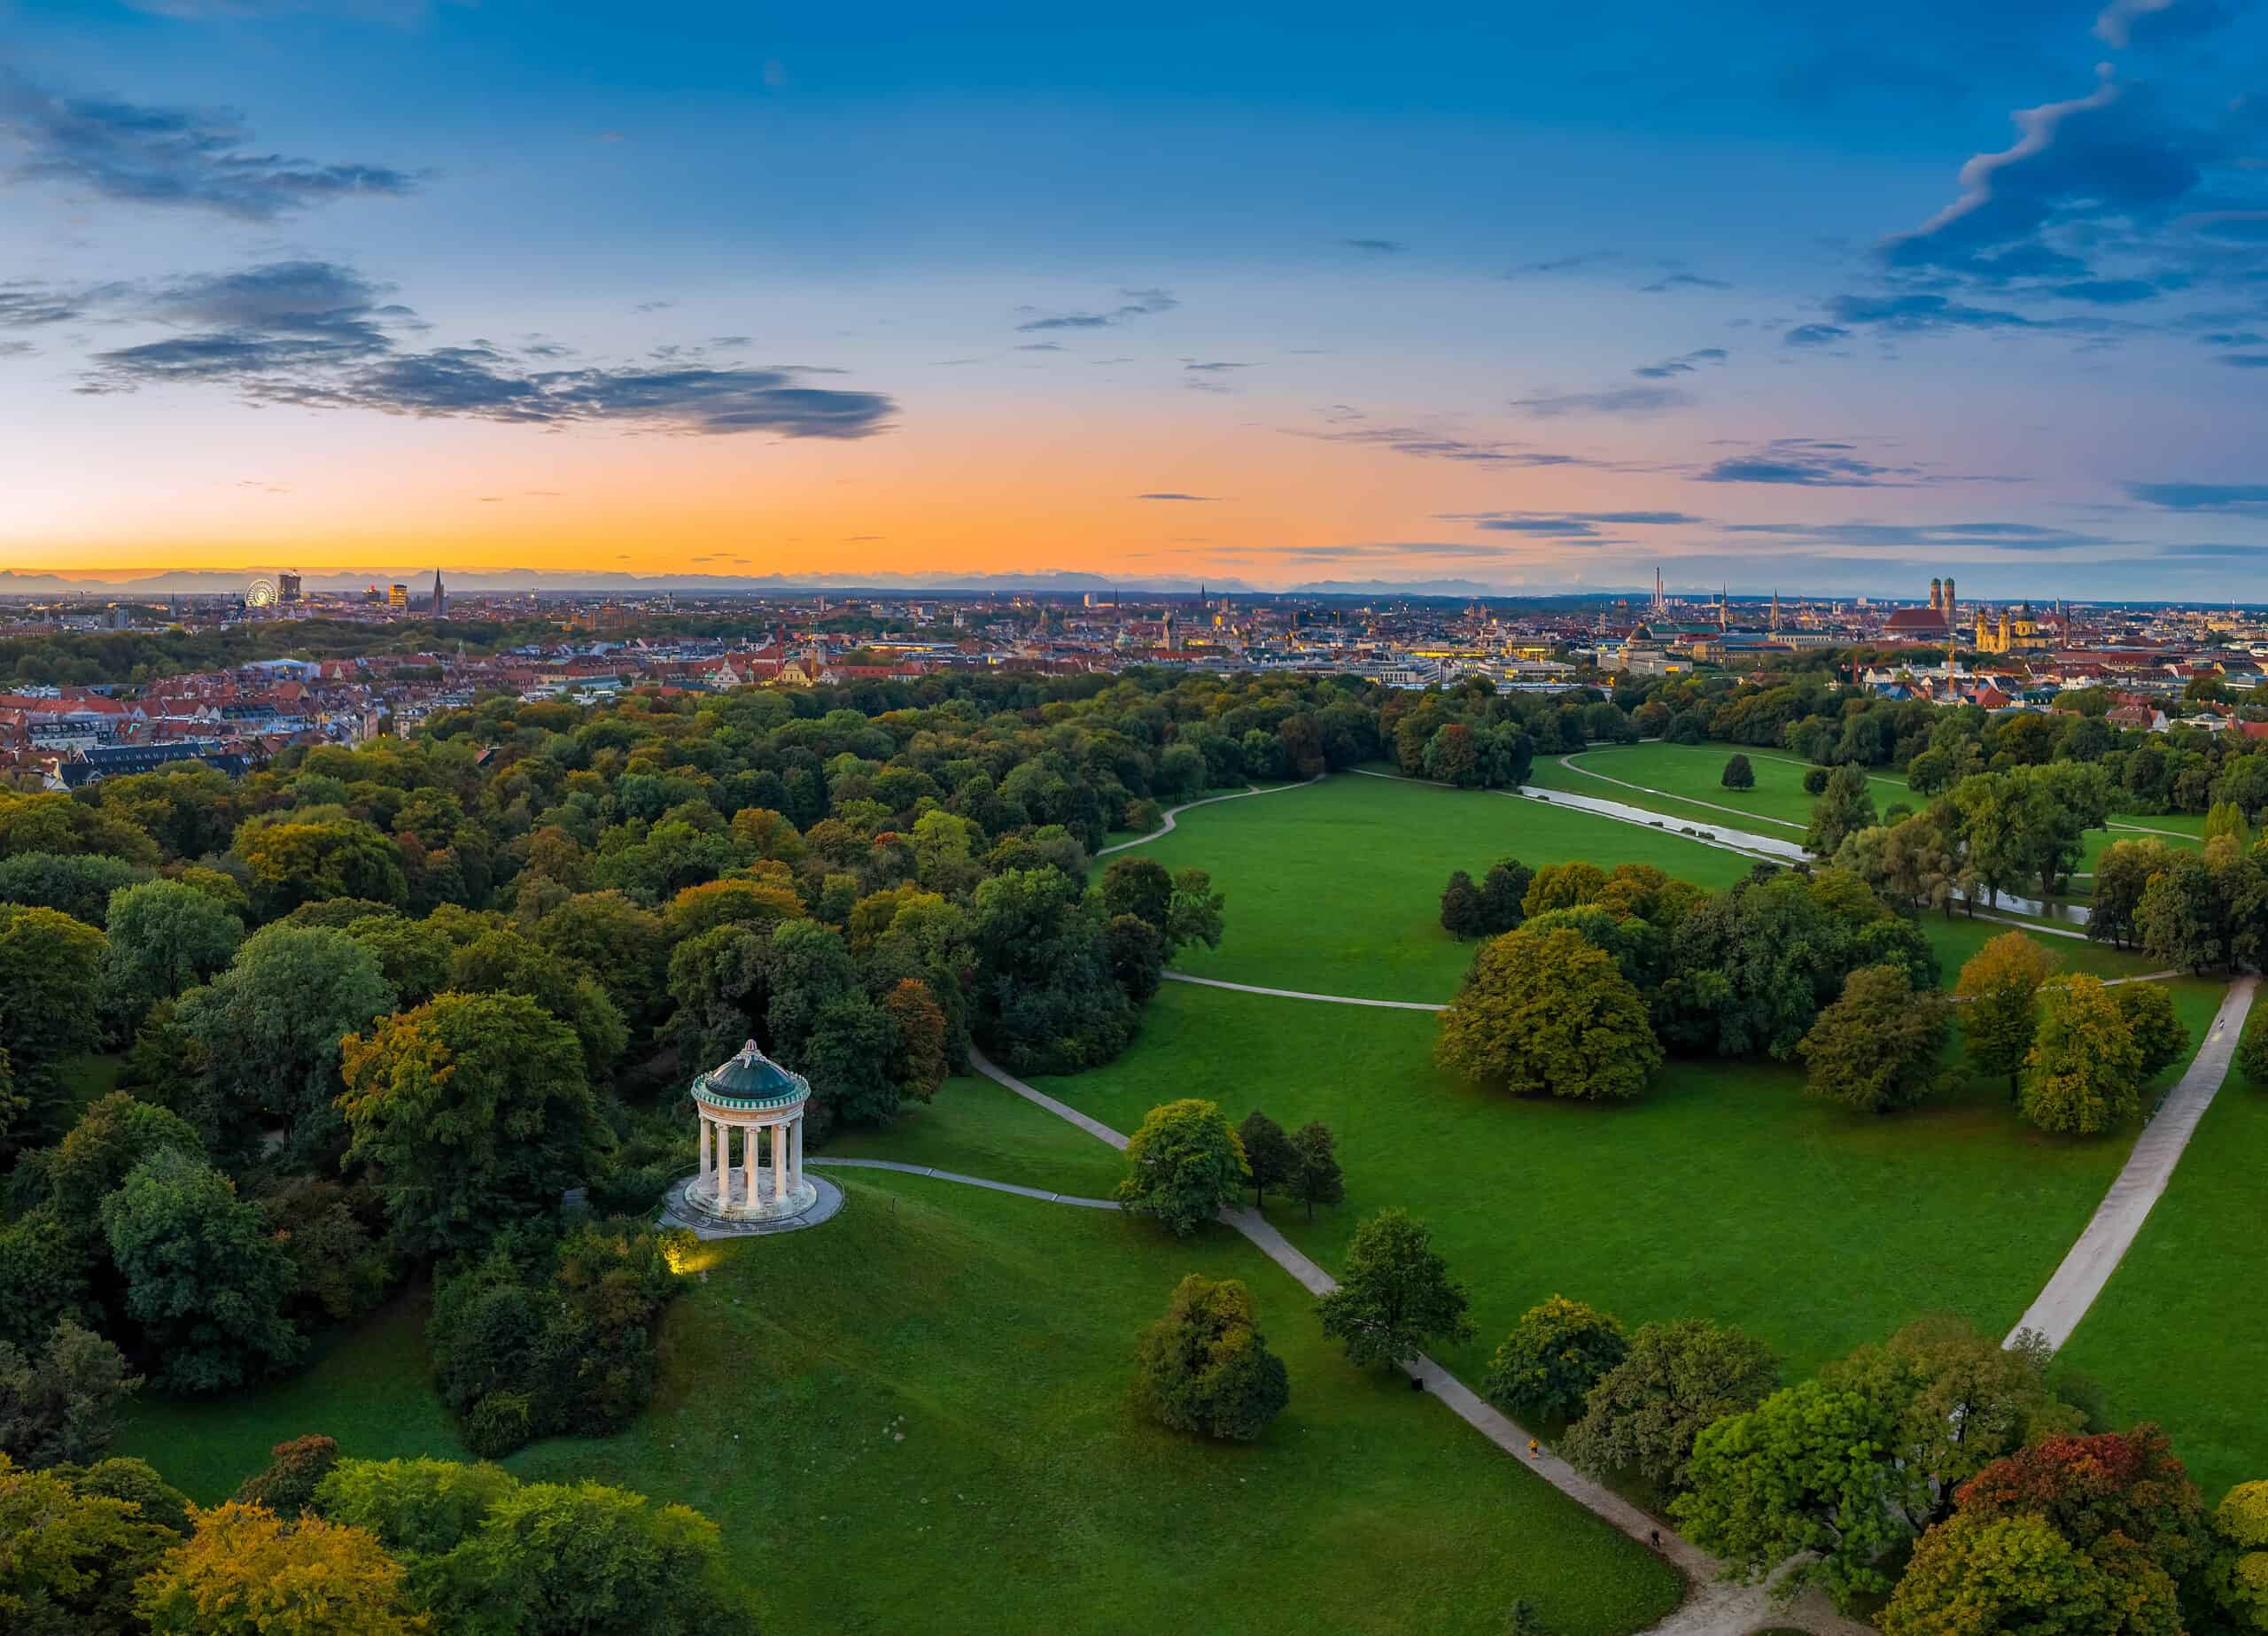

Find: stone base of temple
658;1173;843;1239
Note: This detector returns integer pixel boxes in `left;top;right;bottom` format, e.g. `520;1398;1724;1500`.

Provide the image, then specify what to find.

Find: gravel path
805;1155;1121;1209
2007;973;2259;1350
1096;779;1313;855
964;1047;1868;1635
1159;971;1446;1012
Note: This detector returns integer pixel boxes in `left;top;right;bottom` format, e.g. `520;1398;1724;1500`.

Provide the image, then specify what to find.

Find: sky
1;0;2265;599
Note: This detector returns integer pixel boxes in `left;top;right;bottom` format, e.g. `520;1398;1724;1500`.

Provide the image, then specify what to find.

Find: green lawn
118;1174;1680;1636
2058;1062;2268;1500
1526;742;1821;832
1139;773;1753;1002
823;1069;1130;1198
998;978;2226;1386
1526;743;2201;881
1131;771;2161;1001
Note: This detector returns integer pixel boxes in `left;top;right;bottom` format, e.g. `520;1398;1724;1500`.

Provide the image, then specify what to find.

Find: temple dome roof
695;1040;810;1110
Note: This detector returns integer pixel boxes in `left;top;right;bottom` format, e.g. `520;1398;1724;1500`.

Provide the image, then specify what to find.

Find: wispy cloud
1442;510;1705;538
2122;481;2268;511
1288;423;1627;468
0;67;421;221
1136;492;1221;501
1014;287;1177;332
1694;438;1911;486
1632;347;1728;378
1638;272;1732;293
1342;237;1404;253
1724;520;2117;549
1509;384;1690;416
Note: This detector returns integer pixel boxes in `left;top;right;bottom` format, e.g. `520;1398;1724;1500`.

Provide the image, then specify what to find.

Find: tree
312;1458;750;1636
174;924;395;1164
135;1500;427;1636
0;1454;179;1636
1477;858;1532;934
0;852;149;928
1115;1099;1248;1236
1720;754;1755;790
1797;964;1950;1113
1435;926;1660;1102
339;992;613;1257
1564;1318;1780;1494
1882;1510;2118;1636
2112;981;2190;1081
1672;1377;1915;1611
0;904;105;1098
45;1090;204;1225
1522;862;1606;918
235;1436;341;1518
1439;870;1486;940
344;915;454;1009
1287;1121;1345;1221
1236;1110;1295;1207
446;929;628;1084
99;1149;304;1392
2090;838;2176;950
1806;764;1878;858
1131;1274;1289;1442
1949;1425;2208;1625
1483;1297;1627;1422
1316;1207;1474;1369
2021;974;2147;1135
0;1317;140;1468
1953;932;2056;1097
2139;845;2247;974
1821;1317;2078;1523
882;978;948;1105
98;880;243;1032
237;818;408;919
2241;1006;2268;1090
2216;1481;2268;1632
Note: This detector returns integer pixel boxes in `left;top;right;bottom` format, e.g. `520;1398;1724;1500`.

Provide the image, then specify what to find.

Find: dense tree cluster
1434;858;1946;1104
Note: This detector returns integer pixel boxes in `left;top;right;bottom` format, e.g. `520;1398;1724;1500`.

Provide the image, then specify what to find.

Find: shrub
1803;767;1829;796
1720;755;1754;791
234;1434;339;1516
467;1392;534;1459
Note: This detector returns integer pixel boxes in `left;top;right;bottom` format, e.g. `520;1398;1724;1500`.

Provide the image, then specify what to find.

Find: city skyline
4;0;2267;597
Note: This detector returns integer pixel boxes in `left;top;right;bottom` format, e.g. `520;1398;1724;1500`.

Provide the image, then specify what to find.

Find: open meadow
118;1171;1680;1636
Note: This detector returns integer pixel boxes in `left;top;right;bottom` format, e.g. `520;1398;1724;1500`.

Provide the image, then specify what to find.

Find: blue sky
1;0;2264;597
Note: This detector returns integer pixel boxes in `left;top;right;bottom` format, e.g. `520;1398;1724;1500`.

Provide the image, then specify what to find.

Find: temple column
697;1116;711;1190
712;1123;729;1207
791;1117;803;1190
772;1114;787;1203
742;1120;757;1206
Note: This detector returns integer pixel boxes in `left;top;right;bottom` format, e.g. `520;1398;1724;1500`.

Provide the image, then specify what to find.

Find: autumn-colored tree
2217;1480;2268;1632
1882;1511;2117;1636
0;1454;178;1634
2112;981;2191;1081
1797;964;1950;1113
1521;861;1607;918
882;978;948;1104
136;1500;429;1636
1953;932;2056;1097
2021;973;2148;1135
1434;926;1660;1102
1132;1274;1290;1442
1482;1297;1627;1422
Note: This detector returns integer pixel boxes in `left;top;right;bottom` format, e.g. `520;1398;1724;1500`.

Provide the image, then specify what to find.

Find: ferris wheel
245;577;279;608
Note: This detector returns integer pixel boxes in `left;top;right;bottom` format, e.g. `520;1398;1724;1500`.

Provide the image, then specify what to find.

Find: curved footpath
1096;779;1314;856
2007;973;2259;1350
962;1046;1868;1636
